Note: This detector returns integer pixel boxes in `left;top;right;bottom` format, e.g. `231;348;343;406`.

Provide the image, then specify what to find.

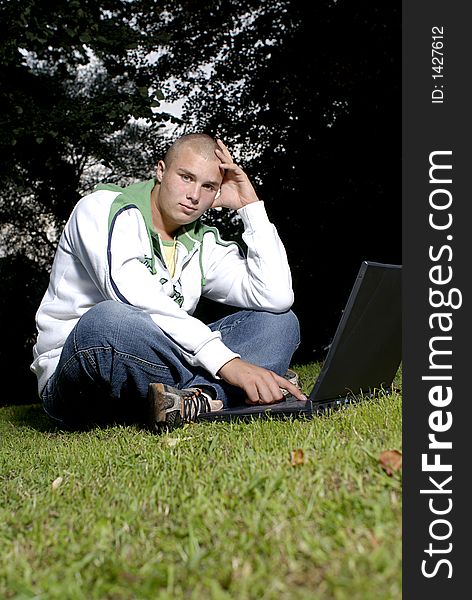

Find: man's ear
156;160;166;183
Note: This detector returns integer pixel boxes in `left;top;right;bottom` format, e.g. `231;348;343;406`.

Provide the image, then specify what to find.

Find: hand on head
211;139;260;210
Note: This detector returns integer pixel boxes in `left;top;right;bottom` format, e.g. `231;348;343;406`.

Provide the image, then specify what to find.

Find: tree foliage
0;0;173;263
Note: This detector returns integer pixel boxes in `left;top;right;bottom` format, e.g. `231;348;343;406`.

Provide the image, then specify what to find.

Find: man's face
155;144;223;232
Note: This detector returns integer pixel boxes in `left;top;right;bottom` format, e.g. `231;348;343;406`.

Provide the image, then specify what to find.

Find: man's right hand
217;358;307;405
212;139;260;211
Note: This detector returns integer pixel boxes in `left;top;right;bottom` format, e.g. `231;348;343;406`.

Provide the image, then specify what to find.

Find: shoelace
182;388;211;422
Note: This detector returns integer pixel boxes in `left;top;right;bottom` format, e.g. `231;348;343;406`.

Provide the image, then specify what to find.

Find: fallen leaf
165;437;180;447
164;435;193;447
290;448;304;467
51;476;63;490
379;450;402;475
118;572;140;584
367;530;380;548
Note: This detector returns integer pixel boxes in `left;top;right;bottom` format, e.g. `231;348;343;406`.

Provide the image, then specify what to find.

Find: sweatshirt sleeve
202;201;294;312
70;199;239;377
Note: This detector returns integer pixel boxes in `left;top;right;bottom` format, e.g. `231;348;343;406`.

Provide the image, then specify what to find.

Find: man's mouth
179;203;198;213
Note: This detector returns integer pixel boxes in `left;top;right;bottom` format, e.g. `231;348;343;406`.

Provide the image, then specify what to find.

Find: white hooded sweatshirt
31;179;294;395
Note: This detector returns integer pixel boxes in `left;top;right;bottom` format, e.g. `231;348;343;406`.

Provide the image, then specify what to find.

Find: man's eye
203;184;214;191
181;174;191;182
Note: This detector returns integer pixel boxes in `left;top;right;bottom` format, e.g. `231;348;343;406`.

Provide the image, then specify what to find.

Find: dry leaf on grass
165;437;180;447
379;450;402;475
290;448;304;467
164;436;193;447
51;476;63;490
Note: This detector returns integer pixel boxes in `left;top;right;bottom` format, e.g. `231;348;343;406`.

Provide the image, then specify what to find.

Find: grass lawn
0;363;402;600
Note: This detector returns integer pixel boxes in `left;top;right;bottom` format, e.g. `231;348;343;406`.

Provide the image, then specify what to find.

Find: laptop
198;260;402;422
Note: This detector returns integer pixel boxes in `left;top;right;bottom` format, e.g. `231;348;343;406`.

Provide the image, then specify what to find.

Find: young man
31;134;306;430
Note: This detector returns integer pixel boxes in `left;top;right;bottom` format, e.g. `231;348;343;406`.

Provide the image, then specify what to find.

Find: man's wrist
217;356;240;377
241;198;260;207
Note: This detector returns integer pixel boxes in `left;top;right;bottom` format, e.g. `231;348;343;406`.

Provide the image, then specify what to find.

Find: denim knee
73;300;147;350
262;310;300;348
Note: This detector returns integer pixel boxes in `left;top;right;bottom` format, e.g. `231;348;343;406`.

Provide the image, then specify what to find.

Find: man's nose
186;183;201;203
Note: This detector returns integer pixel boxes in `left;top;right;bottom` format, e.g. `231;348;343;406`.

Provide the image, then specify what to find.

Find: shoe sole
147;383;182;431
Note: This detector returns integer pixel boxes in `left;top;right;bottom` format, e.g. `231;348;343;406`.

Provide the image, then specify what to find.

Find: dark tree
0;0;171;402
0;0;174;264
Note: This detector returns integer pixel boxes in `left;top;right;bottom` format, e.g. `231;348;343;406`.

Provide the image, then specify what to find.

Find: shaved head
164;133;219;166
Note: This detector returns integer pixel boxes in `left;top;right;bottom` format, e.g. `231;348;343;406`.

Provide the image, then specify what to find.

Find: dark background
0;1;400;404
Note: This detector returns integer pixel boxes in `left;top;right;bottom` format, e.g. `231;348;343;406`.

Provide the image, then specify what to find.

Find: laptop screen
310;261;402;403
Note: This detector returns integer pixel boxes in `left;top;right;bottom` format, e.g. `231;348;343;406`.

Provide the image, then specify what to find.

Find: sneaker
147;383;218;431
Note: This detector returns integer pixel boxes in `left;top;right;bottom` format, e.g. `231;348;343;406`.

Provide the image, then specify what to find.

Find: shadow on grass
1;403;63;433
2;403;149;435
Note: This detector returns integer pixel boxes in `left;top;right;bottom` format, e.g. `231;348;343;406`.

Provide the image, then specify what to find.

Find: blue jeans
42;301;300;427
